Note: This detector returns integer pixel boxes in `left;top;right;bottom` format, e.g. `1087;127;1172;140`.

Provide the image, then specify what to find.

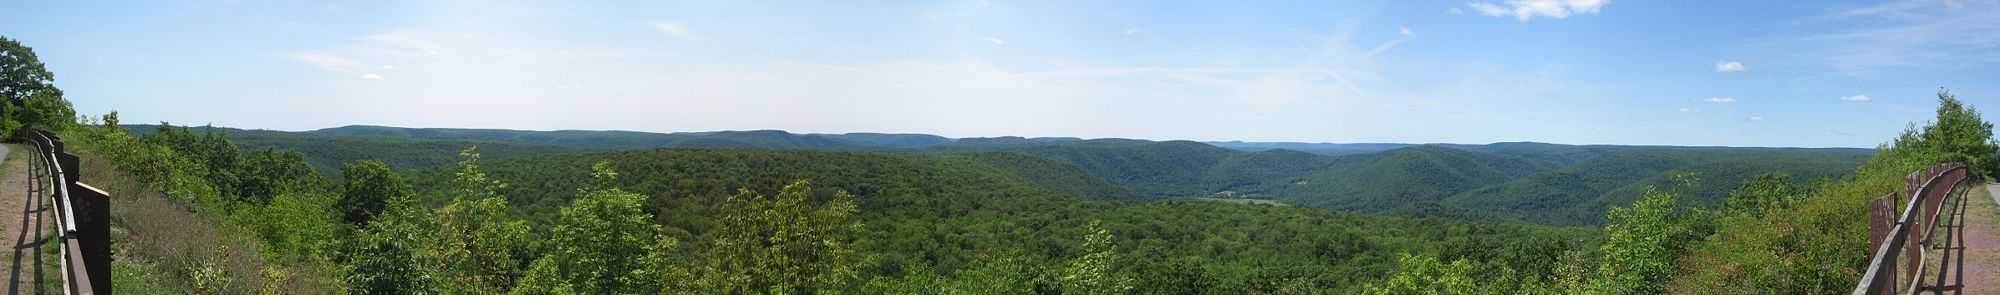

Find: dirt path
1954;184;2000;294
0;144;48;294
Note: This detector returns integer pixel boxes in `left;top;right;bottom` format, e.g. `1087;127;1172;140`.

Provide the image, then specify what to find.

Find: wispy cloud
1400;27;1414;36
291;52;361;73
1679;107;1695;113
1801;0;2000;76
652;22;700;40
360;73;384;80
1705;96;1736;103
1466;0;1612;22
1748;115;1764;121
1124;28;1142;35
983;37;1006;45
1715;61;1745;73
1840;94;1871;102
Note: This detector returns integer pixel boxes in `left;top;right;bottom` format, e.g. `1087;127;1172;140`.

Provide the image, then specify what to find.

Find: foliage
1721;172;1805;218
1058;221;1134;295
337;160;412;224
700;180;867;293
0;35;74;138
1362;253;1477;295
235;191;342;263
1591;175;1705;295
526;162;664;293
343;190;430;294
415;147;534;294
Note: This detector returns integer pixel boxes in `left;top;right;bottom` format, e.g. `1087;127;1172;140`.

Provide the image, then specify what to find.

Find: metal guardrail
1854;163;1970;295
22;129;111;295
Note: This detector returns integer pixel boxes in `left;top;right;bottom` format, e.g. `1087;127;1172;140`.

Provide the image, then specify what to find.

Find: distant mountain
1204;141;1414;155
1442;147;1873;225
1005;139;1238;197
124;123;1877;225
123;124;582;176
1276;146;1558;211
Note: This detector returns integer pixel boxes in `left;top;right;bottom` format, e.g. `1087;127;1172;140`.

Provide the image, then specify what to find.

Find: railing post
71;182;111;292
1870;194;1895;294
1908;195;1923;286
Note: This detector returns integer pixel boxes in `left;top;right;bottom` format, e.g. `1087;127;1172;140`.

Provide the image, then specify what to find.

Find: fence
23;129;112;295
1854;162;1970;295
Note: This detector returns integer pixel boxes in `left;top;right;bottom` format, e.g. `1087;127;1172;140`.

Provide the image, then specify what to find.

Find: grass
110;260;176;294
80;152;252;294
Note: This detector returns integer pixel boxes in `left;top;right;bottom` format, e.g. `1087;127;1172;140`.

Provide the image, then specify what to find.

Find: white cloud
1466;0;1611;22
1124;28;1142;35
1400;27;1414;36
1705;96;1736;103
1468;2;1510;16
1449;7;1466;15
979;0;990;6
1679;107;1695;113
381;65;396;70
360;73;384;80
291;52;362;73
1749;116;1764;121
984;37;1006;45
652;22;700;40
1840;95;1872;102
1715;61;1745;73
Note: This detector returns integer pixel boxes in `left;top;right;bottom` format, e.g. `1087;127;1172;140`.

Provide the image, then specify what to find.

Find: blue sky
3;0;1997;148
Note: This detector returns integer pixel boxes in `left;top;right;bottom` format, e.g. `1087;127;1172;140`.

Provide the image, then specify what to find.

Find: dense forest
131;124;1875;226
5;35;1999;294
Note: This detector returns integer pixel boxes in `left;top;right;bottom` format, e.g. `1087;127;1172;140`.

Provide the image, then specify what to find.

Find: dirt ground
1957;184;2000;295
0;144;50;294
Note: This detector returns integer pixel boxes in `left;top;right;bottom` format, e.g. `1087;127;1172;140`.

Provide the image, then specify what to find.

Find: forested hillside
307;125;941;150
1446;148;1872;225
1277;146;1556;212
165;122;1877;226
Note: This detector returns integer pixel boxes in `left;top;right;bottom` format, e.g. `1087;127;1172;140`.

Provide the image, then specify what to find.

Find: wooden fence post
1870;194;1895;294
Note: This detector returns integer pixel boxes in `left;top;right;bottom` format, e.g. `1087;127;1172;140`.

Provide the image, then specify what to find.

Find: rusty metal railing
23;129;111;295
1854;163;1970;295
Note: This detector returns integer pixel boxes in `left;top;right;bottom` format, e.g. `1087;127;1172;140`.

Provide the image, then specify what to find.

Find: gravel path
0;144;49;294
1959;184;2000;295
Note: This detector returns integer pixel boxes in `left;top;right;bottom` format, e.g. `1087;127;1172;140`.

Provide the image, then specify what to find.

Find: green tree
339;160;413;224
1363;253;1478;295
1059;221;1134;295
1592;175;1704;295
236;148;322;204
0;36;70;137
1721;172;1802;218
418;147;532;294
510;257;576;295
1923;89;1999;178
701;180;866;294
530;161;664;293
101;110;119;131
345;190;432;294
239;191;341;261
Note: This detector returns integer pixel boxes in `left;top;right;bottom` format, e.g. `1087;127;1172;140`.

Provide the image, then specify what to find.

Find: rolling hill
134;123;1878;226
1443;147;1873;225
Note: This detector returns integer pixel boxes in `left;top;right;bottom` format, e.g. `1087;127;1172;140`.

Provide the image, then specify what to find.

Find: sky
4;0;1998;148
